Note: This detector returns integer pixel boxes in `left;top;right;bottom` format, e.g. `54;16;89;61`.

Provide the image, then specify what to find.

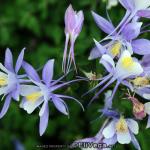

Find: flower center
26;92;42;102
121;56;134;69
116;117;128;133
110;42;121;57
132;77;149;87
0;77;8;86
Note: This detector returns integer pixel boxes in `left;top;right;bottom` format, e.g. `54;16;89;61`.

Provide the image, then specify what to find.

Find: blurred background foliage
0;0;149;150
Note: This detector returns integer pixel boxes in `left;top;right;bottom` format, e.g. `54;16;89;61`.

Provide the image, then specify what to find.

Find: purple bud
63;5;84;73
64;4;84;37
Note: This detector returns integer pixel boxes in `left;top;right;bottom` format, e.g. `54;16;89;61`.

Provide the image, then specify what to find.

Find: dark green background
0;0;149;149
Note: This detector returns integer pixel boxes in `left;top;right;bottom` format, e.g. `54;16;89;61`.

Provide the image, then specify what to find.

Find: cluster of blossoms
1;0;150;149
72;0;150;149
0;48;84;136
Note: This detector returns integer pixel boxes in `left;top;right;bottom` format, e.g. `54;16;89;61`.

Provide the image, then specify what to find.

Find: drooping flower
86;50;143;105
126;93;150;128
0;48;25;119
20;59;83;136
102;116;141;150
62;4;84;74
126;91;146;120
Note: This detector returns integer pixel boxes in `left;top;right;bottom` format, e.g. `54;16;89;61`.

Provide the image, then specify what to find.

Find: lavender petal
92;11;116;35
4;48;14;72
119;0;135;11
0;94;11;119
15;48;25;73
137;9;150;18
39;101;49;136
22;61;41;82
132;39;150;55
42;59;54;86
52;95;69;115
122;22;142;40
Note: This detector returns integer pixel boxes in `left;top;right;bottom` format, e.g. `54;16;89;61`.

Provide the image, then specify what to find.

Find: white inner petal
100;54;115;69
126;119;139;134
102;120;116;139
117;131;131;144
115;50;143;80
144;102;150;115
23;97;43;114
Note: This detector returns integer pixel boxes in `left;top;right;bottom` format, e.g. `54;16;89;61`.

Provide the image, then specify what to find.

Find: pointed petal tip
6;47;11;51
67;4;73;11
39;130;44;136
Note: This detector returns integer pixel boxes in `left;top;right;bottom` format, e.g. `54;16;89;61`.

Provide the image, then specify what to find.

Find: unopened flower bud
127;95;146;120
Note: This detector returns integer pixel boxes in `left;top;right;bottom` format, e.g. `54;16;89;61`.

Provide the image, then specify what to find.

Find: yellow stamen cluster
0;77;8;86
116;117;128;133
121;56;134;69
111;42;122;57
26;92;42;102
132;77;149;87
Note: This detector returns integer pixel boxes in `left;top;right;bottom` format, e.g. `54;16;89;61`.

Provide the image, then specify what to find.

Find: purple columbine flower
89;11;150;60
85;50;143;105
62;4;84;74
102;116;141;149
20;59;84;136
72;117;140;150
72;119;117;150
0;48;25;119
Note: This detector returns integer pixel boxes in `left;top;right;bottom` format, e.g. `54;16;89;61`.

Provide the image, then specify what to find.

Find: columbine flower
0;48;25;119
86;50;143;105
102;116;141;149
72;119;117;150
62;4;84;74
89;6;150;61
20;59;83;136
89;10;150;60
73;117;140;150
